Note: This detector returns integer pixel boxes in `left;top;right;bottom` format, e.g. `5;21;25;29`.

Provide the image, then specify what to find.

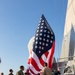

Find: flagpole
0;58;1;63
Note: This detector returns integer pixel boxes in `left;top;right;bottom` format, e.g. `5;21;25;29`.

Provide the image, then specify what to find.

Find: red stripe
26;69;29;74
30;68;35;75
30;57;40;71
30;69;40;75
48;42;55;68
40;51;49;66
40;57;44;66
44;51;49;58
28;58;31;64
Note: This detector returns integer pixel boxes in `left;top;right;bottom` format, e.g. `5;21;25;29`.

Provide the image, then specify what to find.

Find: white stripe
52;55;54;65
26;65;35;75
51;50;54;65
29;64;39;74
41;54;47;62
31;51;43;68
29;70;34;75
47;47;54;66
28;51;43;74
46;49;52;63
41;49;51;63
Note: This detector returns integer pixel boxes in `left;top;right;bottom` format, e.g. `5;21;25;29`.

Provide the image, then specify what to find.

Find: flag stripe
30;57;41;71
28;58;31;64
41;54;47;62
31;51;43;68
46;49;51;63
44;51;49;58
29;68;35;75
39;57;44;67
40;50;51;67
49;42;55;68
29;64;39;74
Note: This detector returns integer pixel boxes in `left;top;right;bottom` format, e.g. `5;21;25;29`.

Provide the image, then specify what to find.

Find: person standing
42;62;52;75
54;68;61;75
8;69;13;75
1;72;4;75
16;65;24;75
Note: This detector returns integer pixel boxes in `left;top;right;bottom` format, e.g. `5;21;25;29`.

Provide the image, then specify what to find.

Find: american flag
27;15;55;75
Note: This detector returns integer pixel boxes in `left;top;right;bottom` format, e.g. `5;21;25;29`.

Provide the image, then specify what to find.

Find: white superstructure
60;0;75;74
61;0;75;62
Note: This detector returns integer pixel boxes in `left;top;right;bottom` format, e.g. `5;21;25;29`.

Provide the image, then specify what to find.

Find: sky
0;0;68;75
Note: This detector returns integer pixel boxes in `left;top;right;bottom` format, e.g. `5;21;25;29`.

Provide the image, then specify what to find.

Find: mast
0;58;1;63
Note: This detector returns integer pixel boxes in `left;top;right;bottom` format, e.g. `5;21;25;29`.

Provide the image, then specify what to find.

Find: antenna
0;58;1;63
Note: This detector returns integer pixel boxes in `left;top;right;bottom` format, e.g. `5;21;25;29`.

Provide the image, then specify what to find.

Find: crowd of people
0;63;61;75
